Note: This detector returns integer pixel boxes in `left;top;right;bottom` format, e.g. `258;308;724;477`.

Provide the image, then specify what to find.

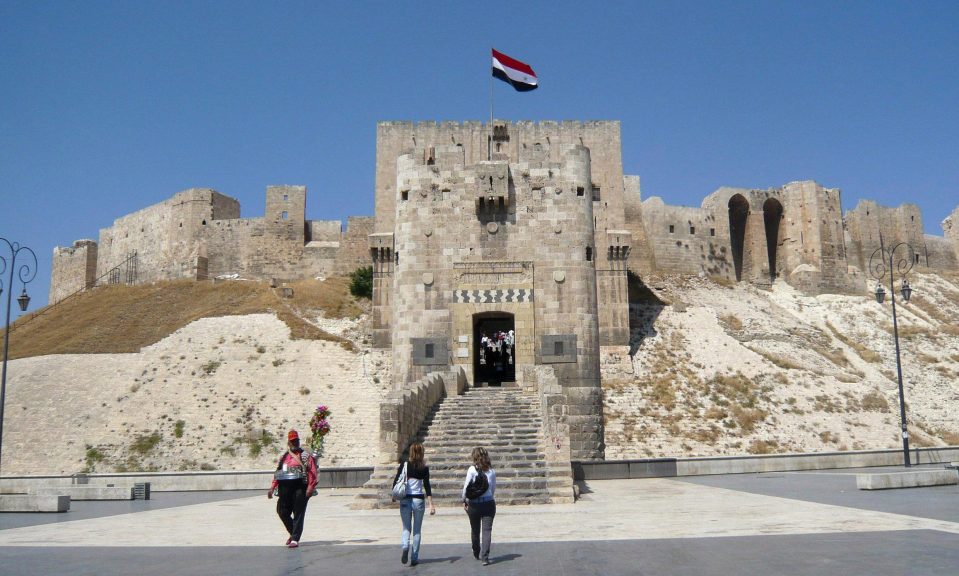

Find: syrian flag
492;49;538;92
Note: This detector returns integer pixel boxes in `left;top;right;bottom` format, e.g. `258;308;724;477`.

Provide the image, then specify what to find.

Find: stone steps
353;387;573;508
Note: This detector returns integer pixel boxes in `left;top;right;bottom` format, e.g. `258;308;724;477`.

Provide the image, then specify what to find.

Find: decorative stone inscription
453;289;533;303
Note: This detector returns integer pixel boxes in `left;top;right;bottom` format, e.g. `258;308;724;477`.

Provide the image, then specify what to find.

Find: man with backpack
267;429;318;548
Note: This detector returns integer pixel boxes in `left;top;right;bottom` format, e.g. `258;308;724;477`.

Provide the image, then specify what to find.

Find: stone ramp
353;387;571;508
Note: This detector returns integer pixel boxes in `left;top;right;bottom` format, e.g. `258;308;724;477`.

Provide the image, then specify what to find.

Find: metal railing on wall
9;251;138;334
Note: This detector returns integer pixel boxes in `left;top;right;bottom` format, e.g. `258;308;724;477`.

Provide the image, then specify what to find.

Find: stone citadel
52;120;959;462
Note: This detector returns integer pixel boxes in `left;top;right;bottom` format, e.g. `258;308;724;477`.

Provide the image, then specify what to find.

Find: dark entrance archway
763;198;784;280
473;312;515;387
728;194;749;281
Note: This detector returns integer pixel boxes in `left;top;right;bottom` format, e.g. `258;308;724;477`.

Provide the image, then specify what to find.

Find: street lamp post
0;238;37;475
868;241;916;468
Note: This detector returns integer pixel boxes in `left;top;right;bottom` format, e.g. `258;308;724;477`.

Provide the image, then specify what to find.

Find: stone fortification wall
375;120;625;235
382;140;606;459
944;207;959;263
96;188;239;284
622;176;656;275
49;240;98;304
924;235;959;271
640;197;728;277
845;201;928;274
334;216;375;275
51;186;371;298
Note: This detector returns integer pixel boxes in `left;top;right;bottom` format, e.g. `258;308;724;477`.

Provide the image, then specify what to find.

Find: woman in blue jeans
392;442;435;566
462;446;497;565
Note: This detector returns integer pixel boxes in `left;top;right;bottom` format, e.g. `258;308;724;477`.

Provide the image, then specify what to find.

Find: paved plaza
2;466;958;575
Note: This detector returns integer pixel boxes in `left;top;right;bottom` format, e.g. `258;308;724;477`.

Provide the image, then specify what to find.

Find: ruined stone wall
640;197;729;277
335;216;375;275
924;235;959;271
622;176;656;276
95;189;240;284
49;240;98;304
944;207;959;264
845;201;928;274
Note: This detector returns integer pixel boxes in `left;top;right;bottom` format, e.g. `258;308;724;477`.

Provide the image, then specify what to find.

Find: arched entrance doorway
473;312;515;386
728;194;749;281
763;198;784;280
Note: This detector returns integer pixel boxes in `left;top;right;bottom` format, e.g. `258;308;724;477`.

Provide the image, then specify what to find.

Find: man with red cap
268;429;318;548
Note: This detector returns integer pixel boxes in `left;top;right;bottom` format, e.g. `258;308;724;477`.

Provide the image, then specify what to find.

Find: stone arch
763;198;784;280
728;194;749;281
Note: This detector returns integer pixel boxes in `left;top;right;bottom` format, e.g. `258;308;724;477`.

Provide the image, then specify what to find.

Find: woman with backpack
462;446;497;565
267;429;317;548
391;442;436;566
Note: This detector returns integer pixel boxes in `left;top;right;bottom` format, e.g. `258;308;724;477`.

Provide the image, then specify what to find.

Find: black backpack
465;469;489;500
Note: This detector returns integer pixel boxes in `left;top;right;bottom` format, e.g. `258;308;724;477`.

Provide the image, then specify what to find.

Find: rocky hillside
602;271;959;458
2;278;391;474
2;271;957;475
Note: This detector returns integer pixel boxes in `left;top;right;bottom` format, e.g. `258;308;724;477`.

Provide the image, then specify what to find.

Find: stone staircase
353;387;572;508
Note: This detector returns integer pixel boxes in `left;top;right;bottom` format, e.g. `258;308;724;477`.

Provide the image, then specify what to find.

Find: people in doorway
462;446;497;565
268;429;318;548
392;442;436;566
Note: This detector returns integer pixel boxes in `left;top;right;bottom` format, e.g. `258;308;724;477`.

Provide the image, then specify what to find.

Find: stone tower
370;121;629;460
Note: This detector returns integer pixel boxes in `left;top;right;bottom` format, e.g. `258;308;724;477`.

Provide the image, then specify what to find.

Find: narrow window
201;220;206;225
577;186;585;196
553;341;564;356
586;246;593;261
915;254;920;263
283;194;289;201
592;186;601;201
425;343;434;358
669;225;675;234
710;228;715;237
281;211;288;220
689;226;695;235
401;191;409;201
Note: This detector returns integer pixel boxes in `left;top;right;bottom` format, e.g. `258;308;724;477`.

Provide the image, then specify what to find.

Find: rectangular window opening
553;341;564;356
689;226;696;235
710;228;715;237
401;191;409;201
576;186;585;196
669;225;675;234
283;194;289;201
425;343;434;358
281;211;288;220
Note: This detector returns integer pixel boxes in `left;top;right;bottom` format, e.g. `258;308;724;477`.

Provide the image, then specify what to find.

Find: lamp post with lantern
868;240;916;468
0;238;37;474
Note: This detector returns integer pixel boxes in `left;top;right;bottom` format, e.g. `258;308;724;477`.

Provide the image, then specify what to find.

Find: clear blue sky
2;1;957;311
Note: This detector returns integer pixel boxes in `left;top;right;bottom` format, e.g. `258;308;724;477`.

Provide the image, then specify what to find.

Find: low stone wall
377;368;466;465
573;446;959;480
0;467;373;493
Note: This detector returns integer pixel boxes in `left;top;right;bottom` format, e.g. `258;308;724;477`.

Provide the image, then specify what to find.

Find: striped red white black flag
491;49;538;92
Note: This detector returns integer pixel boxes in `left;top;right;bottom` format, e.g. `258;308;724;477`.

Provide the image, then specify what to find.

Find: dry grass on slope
3;277;364;360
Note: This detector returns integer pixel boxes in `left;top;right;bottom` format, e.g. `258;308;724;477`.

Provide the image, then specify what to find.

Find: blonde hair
409;442;425;469
471;446;491;472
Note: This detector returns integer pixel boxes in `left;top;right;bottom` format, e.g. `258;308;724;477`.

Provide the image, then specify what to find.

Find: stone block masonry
50;187;372;303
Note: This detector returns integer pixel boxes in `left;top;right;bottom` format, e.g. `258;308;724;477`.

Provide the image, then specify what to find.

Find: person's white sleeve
488;469;496;497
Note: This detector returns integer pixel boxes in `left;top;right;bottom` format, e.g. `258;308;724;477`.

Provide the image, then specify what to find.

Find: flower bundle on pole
308;405;332;458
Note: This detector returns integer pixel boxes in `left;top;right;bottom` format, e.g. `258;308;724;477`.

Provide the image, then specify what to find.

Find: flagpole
489;48;493;161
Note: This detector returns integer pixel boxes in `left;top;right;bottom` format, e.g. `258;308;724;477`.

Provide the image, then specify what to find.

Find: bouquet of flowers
308;405;332;458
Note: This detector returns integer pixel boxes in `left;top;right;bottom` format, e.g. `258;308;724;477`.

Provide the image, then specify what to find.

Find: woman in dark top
392;442;435;566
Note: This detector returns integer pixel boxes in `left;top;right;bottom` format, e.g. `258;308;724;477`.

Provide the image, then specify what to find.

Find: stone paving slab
1;478;958;547
2;531;958;576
